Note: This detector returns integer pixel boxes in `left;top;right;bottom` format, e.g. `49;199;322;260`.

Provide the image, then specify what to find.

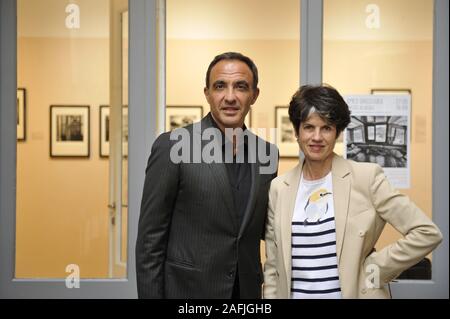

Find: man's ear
251;88;260;105
204;87;210;102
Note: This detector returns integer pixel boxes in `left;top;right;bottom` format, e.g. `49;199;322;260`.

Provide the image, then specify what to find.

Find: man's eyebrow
212;80;226;86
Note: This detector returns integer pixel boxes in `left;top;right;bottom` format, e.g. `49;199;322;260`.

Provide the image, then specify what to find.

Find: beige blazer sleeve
363;165;443;286
262;181;278;298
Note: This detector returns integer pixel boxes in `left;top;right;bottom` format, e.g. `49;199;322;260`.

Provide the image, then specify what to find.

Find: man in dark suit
136;52;278;299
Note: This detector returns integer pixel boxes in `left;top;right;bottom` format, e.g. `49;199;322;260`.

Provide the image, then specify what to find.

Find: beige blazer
263;154;442;299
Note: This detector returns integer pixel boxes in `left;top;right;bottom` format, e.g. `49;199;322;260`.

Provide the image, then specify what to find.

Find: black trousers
231;273;240;299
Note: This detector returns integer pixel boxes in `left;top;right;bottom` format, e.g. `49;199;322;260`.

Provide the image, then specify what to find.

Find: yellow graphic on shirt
304;188;332;224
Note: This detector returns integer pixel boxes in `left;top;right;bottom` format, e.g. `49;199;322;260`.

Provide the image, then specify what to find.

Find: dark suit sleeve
136;133;179;298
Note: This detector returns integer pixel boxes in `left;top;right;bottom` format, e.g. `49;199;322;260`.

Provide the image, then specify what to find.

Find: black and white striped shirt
291;172;342;299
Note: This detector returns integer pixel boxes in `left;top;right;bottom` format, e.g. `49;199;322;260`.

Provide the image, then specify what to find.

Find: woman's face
297;112;337;164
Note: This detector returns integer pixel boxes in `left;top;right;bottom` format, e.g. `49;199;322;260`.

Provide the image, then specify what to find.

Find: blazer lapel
237;131;265;238
331;154;351;264
281;162;302;292
208;163;238;230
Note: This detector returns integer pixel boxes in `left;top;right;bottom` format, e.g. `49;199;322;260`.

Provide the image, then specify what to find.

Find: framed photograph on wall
123;106;128;157
165;106;203;131
17;88;26;141
99;105;128;158
99;105;110;157
275;106;298;158
50;105;90;157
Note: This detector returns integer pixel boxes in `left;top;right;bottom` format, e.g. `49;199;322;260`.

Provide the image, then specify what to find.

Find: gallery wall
16;37;110;278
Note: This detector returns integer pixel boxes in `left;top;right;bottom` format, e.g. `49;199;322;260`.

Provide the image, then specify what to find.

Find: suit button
361;288;367;294
228;271;234;278
359;231;365;237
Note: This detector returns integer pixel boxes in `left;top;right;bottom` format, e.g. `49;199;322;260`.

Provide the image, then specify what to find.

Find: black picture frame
99;105;128;158
17;88;26;141
165;105;203;131
275;106;298;158
99;105;109;158
50;105;90;158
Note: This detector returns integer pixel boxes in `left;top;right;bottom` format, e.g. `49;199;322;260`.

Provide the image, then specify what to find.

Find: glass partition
323;0;434;279
16;0;128;279
166;0;301;266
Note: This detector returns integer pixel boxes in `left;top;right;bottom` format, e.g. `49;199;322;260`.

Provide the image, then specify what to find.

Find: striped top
291;172;342;299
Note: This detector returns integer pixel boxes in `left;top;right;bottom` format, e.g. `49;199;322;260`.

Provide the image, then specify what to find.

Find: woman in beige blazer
263;84;442;299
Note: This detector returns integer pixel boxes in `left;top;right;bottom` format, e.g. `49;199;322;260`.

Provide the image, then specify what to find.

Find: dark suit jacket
136;114;278;298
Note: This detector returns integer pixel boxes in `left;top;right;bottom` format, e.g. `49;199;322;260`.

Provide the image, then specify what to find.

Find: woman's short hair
288;84;351;136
